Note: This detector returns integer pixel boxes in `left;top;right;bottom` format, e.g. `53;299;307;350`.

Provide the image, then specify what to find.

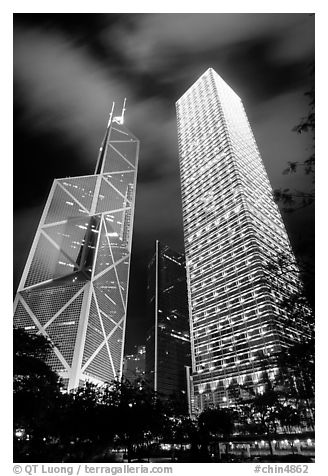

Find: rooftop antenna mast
95;101;115;174
107;101;115;127
121;98;127;124
113;98;127;124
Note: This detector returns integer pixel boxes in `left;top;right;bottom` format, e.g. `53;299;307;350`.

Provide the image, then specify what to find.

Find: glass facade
123;345;146;383
14;111;139;390
176;68;310;413
146;241;191;408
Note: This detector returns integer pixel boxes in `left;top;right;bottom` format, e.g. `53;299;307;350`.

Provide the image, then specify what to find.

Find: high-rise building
13;104;139;390
146;241;191;408
123;345;146;384
176;68;310;413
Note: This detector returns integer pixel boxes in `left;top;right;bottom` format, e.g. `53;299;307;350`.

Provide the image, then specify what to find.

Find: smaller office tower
13;103;139;389
146;241;191;409
123;345;146;384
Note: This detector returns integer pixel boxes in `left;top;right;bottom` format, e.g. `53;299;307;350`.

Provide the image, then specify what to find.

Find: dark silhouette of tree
13;327;63;461
198;408;235;460
233;375;283;456
160;415;198;461
265;253;314;332
14;327;313;464
275;341;314;431
13;327;60;392
164;391;189;416
49;382;120;462
278;404;302;434
99;378;168;462
262;253;314;428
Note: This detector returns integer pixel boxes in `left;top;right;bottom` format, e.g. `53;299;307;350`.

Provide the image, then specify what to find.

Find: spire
121;97;127;124
95;102;115;174
113;98;127;125
107;101;115;127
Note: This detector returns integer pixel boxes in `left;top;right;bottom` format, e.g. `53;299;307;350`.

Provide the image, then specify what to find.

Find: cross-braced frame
14;114;139;390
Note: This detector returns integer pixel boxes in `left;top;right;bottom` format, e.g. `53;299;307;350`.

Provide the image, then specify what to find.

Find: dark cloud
14;25;126;153
13;13;314;352
13;205;43;292
104;14;313;90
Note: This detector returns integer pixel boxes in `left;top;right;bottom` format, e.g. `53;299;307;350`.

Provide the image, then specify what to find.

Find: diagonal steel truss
14;117;139;390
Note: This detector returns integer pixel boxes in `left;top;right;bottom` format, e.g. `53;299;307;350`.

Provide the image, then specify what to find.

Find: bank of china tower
14;106;139;390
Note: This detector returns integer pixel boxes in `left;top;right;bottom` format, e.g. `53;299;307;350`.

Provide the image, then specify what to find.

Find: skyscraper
123;345;146;384
13;104;139;390
146;241;191;408
176;68;309;413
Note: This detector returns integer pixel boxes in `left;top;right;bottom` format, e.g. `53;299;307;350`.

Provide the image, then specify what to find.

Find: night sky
13;13;314;353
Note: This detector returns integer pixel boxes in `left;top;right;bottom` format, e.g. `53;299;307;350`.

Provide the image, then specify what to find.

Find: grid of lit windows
14;113;139;390
176;68;310;413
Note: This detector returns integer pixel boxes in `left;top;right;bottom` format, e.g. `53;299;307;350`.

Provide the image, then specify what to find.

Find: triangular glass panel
88;294;104;335
104;212;122;248
103;212;125;244
115;257;130;305
58;176;97;213
24;271;89;291
110;141;138;167
43;217;97;267
103;211;131;254
93;269;125;323
45;350;68;374
107;326;124;376
82;295;105;367
94;221;114;277
20;281;85;328
109;126;130;142
76;215;101;277
96;178;125;214
46;291;84;367
24;234;75;288
103;144;134;174
112;246;130;267
84;343;115;383
93;283;118;320
99;311;116;338
103;173;134;203
111;121;138;141
45;183;89;225
104;210;123;239
14;301;36;331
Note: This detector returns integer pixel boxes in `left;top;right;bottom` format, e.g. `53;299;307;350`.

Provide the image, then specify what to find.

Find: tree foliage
13;327;314;463
13;328;62;429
